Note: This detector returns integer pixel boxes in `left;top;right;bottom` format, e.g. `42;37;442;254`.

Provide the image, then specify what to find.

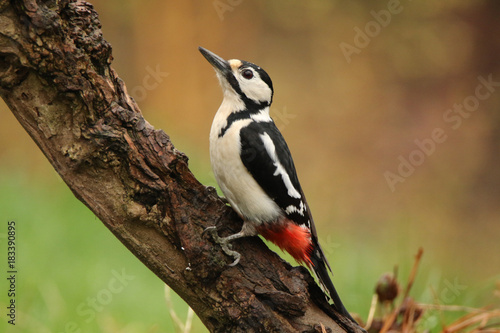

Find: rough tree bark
0;1;363;332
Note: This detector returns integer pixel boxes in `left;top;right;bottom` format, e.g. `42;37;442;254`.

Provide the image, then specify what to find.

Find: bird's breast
210;117;281;224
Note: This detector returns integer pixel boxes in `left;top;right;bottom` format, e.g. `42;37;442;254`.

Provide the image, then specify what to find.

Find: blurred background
1;0;499;332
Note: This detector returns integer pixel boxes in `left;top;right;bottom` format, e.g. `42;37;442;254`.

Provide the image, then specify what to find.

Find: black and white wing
240;121;355;319
239;121;311;227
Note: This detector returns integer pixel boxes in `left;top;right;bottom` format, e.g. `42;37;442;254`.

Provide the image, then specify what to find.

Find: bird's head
199;46;274;109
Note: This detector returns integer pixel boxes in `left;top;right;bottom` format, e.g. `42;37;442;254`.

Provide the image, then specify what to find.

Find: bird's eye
242;69;254;79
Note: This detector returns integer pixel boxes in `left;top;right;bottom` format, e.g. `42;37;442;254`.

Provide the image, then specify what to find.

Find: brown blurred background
2;0;499;316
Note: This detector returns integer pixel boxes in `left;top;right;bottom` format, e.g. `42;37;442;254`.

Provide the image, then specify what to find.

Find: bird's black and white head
199;47;274;110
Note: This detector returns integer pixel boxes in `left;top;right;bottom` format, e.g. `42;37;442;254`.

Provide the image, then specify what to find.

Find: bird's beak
199;47;231;77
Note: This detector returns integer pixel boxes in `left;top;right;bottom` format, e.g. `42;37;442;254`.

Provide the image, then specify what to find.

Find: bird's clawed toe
202;226;218;237
203;226;241;266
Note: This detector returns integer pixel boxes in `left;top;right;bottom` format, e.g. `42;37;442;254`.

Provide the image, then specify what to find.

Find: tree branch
0;1;363;332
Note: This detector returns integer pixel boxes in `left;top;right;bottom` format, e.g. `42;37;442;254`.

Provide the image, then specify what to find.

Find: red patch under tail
258;222;313;267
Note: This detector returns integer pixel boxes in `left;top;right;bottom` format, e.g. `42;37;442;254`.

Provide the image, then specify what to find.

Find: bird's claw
226;251;240;266
202;226;218;237
203;226;241;266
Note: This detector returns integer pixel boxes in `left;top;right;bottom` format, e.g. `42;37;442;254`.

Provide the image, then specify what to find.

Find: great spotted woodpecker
199;46;354;321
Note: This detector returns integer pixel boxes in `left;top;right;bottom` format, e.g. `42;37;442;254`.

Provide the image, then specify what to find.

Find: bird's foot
203;226;241;266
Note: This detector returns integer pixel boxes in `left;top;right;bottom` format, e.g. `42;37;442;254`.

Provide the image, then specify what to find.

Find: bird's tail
309;243;356;323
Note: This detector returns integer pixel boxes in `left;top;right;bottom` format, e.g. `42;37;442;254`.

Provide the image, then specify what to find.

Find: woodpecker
199;46;354;321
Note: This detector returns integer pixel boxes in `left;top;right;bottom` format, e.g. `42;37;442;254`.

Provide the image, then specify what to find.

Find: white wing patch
259;132;301;199
285;201;306;216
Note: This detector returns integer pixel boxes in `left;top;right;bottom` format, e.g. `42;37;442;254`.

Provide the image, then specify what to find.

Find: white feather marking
250;107;272;123
235;69;272;103
260;132;301;199
285;201;306;216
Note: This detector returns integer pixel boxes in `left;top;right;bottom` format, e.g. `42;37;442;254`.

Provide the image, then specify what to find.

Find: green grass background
0;164;208;333
0;141;497;333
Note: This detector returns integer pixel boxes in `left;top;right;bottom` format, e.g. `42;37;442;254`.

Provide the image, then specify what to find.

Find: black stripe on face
225;61;274;109
241;61;274;100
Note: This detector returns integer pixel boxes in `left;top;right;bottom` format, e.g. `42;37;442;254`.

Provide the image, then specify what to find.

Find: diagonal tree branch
0;1;363;332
